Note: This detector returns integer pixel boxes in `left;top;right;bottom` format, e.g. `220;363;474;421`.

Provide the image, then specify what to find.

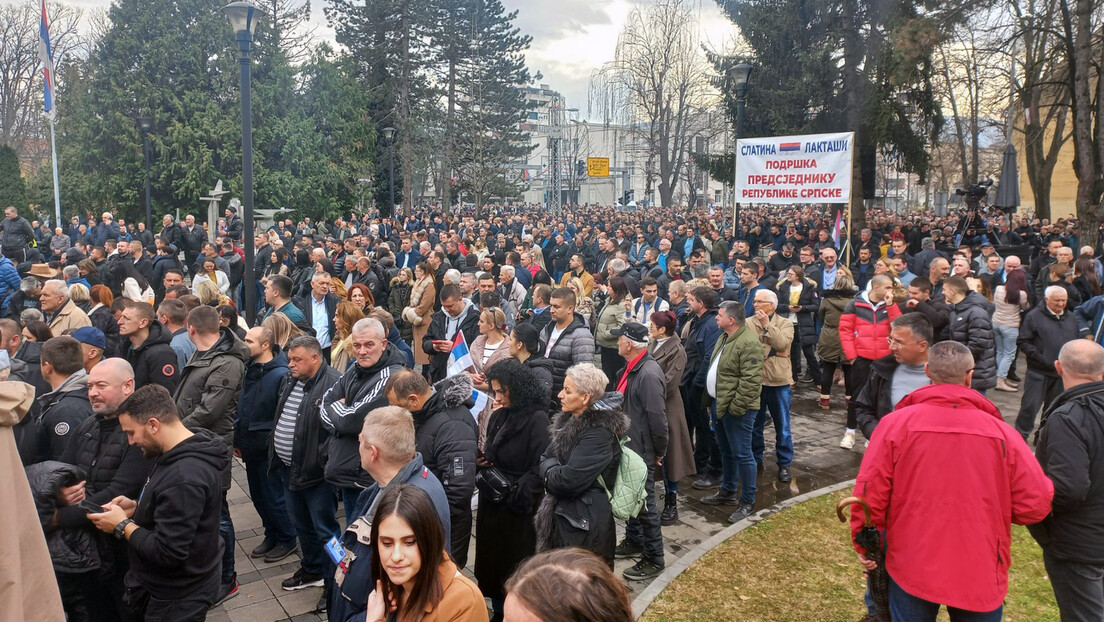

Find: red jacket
851;384;1053;612
838;293;901;361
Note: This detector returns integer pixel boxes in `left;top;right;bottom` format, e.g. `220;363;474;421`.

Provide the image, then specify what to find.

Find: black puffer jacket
948;291;997;391
56;414;153;529
524;356;555;403
321;344;408;489
538;313;595;397
776;278;821;345
1030;381;1104;563
25;460;97;573
536;393;629;567
411;373;478;568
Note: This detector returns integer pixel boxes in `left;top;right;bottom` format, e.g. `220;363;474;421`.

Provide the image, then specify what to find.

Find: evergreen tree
0;145;27;214
451;0;534;214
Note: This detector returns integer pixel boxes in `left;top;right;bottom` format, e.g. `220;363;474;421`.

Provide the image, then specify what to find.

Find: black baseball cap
611;322;649;343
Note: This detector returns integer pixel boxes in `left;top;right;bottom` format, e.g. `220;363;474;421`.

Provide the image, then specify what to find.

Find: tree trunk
1068;0;1103;244
842;0;866;230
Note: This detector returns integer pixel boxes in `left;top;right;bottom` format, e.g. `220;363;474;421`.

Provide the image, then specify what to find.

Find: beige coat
752;312;795;387
405;277;436;366
649;335;696;482
48;298;92;336
0;380;66;622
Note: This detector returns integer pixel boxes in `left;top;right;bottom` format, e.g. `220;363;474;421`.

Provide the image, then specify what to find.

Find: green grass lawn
642;490;1058;622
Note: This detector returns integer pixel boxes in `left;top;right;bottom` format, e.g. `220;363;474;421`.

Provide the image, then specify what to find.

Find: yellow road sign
587;157;610;177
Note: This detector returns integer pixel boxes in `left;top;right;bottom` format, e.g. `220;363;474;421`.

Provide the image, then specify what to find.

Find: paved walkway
209;373;1029;621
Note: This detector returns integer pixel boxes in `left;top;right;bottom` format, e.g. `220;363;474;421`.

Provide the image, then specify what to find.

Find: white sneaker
839;431;856;449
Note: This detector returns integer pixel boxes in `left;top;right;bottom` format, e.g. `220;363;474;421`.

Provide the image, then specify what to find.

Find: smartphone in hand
79;498;104;514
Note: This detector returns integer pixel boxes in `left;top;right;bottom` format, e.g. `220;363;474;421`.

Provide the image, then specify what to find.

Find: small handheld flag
832;210;844;248
447;330;474;377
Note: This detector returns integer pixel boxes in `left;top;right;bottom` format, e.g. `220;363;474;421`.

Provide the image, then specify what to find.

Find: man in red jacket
838;274;900;449
851;341;1053;620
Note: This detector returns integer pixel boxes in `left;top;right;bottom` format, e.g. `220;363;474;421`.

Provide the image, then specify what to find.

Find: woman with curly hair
475;360;551;621
330;301;366;372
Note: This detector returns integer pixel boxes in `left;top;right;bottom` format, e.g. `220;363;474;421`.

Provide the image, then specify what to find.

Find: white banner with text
735;131;854;204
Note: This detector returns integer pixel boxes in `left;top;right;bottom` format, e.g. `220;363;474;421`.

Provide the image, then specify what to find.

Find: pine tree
0;145;27;214
450;0;534;215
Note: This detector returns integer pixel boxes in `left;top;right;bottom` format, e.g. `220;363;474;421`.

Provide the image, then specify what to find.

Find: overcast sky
58;0;737;120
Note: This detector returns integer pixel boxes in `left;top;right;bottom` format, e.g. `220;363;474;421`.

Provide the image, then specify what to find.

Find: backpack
597;435;649;520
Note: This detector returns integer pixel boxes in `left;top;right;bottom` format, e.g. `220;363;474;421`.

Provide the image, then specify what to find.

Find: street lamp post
222;1;263;326
137;116;153;232
382;127;396;218
730;63;753;239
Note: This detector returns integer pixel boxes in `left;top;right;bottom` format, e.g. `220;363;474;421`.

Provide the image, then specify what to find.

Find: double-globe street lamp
730;63;754;238
382;127;396;218
222;1;263;326
136;115;153;232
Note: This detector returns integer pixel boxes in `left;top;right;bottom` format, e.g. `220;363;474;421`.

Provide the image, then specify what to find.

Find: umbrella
837;496;892;622
993;144;1020;211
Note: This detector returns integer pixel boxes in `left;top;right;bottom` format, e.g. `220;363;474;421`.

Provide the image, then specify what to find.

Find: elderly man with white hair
749;288;796;483
498;264;526;315
1014;285;1089;440
320;317;408;512
40;278;91;335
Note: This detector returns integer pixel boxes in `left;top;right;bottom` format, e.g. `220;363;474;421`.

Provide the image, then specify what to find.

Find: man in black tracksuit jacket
89;385;227;621
321;324;407;512
1030;340;1104;620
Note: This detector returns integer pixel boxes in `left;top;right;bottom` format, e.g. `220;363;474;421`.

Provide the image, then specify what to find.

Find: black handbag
476;466;515;503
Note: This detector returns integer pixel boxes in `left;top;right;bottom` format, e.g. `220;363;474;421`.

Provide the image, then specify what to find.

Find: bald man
55;358;152;620
1031;340;1104;621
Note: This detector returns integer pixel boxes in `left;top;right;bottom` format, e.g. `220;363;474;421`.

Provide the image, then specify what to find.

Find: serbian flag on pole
831;210;844;248
447;330;474;376
39;0;55;119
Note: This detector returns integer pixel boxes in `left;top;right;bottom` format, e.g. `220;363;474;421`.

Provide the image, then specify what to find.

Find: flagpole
48;116;61;225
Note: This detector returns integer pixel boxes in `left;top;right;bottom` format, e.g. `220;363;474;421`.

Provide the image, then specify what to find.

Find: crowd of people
1;198;1102;622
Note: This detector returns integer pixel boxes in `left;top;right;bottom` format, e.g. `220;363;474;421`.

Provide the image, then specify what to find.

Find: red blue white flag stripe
39;0;55;118
447;330;474;376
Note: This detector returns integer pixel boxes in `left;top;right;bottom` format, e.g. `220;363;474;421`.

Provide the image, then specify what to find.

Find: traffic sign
586;157;610;177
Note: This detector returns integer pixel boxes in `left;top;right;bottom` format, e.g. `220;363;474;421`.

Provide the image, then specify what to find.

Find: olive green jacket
708;324;764;417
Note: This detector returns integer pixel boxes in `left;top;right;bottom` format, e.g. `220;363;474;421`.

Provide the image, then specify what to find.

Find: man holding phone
51;358;151;622
88;384;228;621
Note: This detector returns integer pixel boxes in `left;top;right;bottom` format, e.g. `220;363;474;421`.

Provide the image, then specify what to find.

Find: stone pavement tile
259;560;303;579
277;589;324;617
289;613;325;622
218;578;272;614
226;598;288;622
206;609;232;622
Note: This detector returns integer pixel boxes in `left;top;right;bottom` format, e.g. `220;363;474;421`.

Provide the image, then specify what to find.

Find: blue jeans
276;465;340;579
712;403;757;505
219;495;235;583
889;577;1003;621
241;449;296;547
342;487;363;520
753;385;794;467
993;325;1019;378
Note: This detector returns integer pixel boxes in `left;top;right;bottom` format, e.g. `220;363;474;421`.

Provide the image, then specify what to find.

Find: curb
632;478;857;619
